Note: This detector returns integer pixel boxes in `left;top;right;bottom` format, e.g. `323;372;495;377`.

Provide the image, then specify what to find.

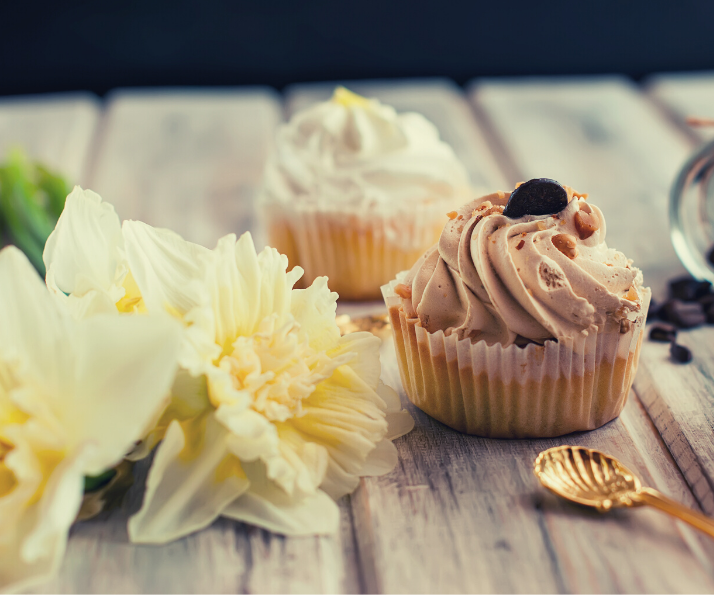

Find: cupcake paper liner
265;203;450;301
382;277;649;438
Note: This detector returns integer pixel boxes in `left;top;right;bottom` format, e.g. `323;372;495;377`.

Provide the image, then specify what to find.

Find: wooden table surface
4;74;714;594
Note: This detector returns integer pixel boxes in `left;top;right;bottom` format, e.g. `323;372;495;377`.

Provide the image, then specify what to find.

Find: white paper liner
264;202;451;300
382;277;648;438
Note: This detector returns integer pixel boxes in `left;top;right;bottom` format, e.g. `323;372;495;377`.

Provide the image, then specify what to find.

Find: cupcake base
383;279;648;438
265;205;448;301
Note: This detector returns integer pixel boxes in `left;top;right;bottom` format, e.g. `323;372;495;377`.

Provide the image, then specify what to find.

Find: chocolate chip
649;324;677;342
669;276;712;302
503;179;568;219
698;293;714;309
661;299;706;328
647;299;661;321
670;342;693;364
707;304;714;325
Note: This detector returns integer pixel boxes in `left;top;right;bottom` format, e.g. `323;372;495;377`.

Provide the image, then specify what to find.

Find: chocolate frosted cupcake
383;179;650;438
260;87;471;301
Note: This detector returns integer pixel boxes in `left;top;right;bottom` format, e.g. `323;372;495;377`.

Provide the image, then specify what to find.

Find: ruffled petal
222;461;338;536
129;414;249;544
122;220;220;374
43;187;125;308
122;220;213;316
0;445;89;594
290;276;341;353
207;234;302;351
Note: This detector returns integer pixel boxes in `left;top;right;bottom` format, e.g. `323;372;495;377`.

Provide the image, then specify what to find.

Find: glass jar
670;138;714;284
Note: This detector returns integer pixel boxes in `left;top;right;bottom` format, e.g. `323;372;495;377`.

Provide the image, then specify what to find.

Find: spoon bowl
534;445;714;538
534;445;642;511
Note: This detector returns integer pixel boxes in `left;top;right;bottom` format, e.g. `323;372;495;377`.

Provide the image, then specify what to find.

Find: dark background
2;0;713;96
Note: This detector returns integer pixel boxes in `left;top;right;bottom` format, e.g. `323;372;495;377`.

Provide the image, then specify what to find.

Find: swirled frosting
400;185;649;346
260;87;470;211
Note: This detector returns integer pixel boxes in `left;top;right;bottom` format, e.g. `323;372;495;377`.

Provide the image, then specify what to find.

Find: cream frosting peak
402;186;649;346
260;88;470;211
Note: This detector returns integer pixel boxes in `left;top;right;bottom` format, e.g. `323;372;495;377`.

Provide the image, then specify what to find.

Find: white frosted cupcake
260;87;471;301
383;179;650;438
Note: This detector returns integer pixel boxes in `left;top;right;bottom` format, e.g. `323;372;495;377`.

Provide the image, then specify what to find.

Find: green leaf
0;149;71;276
83;469;117;493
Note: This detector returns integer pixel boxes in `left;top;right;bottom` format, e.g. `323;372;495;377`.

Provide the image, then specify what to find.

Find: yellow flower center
116;271;146;314
217;314;335;423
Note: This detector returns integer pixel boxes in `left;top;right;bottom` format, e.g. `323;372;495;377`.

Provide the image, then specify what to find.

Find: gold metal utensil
335;313;391;339
534;445;714;538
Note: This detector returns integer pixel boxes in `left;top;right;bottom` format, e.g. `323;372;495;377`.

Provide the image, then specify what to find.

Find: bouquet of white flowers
0;186;413;592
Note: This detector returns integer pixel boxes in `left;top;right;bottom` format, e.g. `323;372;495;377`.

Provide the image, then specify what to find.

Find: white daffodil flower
121;225;414;542
0;246;182;593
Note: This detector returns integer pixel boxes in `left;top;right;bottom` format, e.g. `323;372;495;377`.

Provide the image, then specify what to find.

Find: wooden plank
646;72;714;142
359;335;714;594
469;76;691;299
285;78;509;195
632;73;714;519
0;92;100;184
460;75;714;588
30;89;361;594
34;459;360;594
87;89;283;250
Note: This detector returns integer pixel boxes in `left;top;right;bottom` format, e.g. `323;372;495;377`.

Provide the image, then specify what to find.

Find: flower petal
60;313;183;475
129;413;249;544
0;445;89;593
290;276;340;353
360;438;398;476
122;220;213;316
43;187;125;307
377;382;415;440
222;461;339;536
0;247;73;391
207;233;302;350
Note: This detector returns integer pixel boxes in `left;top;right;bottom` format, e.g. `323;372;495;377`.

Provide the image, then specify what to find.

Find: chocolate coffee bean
503;178;568;219
649;324;677;343
646;299;661;321
670;342;693;364
707;304;714;325
669;276;712;301
661;299;706;328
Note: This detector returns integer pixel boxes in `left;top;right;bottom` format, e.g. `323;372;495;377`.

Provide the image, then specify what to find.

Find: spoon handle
638;487;714;538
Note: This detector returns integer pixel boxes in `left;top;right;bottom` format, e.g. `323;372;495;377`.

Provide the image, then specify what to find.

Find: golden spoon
534;445;714;538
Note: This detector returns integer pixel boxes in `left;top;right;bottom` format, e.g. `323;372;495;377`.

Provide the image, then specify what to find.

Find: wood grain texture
646;72;714;142
369;336;714;594
87;88;282;250
633;329;714;517
623;72;714;522
467;75;714;588
298;79;714;593
0;92;100;183
469;76;691;299
33;459;361;594
285;78;509;194
15;78;714;594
